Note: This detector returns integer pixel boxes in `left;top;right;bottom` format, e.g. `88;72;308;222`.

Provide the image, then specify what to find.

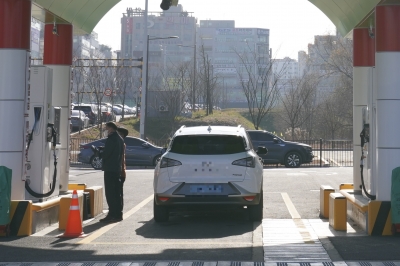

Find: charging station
25;66;61;202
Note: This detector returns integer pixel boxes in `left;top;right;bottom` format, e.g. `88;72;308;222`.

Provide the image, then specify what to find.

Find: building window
136;23;140;29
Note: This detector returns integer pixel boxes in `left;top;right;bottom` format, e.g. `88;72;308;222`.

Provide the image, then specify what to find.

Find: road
1;167;400;264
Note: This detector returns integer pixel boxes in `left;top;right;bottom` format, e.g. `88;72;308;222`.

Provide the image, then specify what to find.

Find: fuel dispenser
25;66;61;202
360;107;376;200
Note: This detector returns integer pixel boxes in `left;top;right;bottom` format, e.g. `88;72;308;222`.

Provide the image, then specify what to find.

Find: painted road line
263;219;330;262
281;192;301;219
280;193;315;243
77;194;154;245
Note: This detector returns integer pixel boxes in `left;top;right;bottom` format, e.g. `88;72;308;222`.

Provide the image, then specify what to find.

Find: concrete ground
1;167;400;265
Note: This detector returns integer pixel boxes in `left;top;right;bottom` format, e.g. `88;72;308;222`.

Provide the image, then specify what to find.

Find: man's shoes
99;216;112;223
105;217;123;223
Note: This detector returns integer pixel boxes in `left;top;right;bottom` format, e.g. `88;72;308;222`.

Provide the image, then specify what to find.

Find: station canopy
32;0;381;36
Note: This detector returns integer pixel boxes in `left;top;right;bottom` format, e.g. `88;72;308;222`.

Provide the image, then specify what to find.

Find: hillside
71;109;275;143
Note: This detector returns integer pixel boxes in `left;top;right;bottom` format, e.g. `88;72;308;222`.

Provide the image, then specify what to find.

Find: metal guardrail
69;138;353;168
297;139;353;167
70;138;98;167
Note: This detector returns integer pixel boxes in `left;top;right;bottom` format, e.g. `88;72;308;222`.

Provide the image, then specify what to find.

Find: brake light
160;157;182;168
243;196;255;202
158;197;169;202
232;157;255;168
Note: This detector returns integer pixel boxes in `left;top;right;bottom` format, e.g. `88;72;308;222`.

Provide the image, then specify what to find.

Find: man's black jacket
102;131;124;173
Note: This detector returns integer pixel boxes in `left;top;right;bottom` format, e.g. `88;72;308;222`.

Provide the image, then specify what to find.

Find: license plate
189;185;223;193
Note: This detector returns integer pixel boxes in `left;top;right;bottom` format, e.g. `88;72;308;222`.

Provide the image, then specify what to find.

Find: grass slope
71;109;275;142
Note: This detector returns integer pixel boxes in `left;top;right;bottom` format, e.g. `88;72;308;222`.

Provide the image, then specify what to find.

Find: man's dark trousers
104;171;123;219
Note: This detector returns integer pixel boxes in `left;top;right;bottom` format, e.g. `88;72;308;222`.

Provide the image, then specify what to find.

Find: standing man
100;122;124;223
117;127;129;214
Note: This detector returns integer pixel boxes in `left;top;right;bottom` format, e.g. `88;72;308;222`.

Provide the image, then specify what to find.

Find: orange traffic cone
58;190;88;238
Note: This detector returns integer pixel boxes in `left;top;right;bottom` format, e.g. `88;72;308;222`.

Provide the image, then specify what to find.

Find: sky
94;0;336;59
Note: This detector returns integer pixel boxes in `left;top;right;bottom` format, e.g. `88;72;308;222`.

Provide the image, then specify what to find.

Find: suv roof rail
237;125;242;128
180;125;186;129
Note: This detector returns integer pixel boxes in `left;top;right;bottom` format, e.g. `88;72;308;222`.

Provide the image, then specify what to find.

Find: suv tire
249;191;263;221
285;151;301;168
90;155;103;170
153;197;169;222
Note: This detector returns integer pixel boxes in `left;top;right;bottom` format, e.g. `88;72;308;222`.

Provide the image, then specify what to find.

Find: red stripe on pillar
353;28;375;67
43;24;73;65
0;0;31;49
376;5;400;52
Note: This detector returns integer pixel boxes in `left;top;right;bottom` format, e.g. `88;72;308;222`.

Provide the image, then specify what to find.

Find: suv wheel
249;191;263;221
285;152;301;168
153;197;169;222
90;155;103;170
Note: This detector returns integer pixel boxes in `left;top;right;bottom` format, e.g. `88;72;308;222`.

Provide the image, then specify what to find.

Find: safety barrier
368;201;392;236
329;193;347;231
320;185;335;218
7;201;32;236
84;186;103;219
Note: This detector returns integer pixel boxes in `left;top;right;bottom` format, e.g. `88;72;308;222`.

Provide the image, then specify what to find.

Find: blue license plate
189;185;223;193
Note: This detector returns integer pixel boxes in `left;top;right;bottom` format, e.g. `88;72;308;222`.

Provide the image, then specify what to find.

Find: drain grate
82;262;96;266
144;262;157;266
106;263;120;266
383;263;397;266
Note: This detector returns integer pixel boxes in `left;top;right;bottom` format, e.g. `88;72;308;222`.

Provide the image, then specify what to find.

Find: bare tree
198;45;219;115
310;34;353;81
278;73;319;141
234;45;280;129
148;61;192;134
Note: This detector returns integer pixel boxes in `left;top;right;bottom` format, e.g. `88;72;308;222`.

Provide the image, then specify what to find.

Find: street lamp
177;44;197;112
140;35;179;139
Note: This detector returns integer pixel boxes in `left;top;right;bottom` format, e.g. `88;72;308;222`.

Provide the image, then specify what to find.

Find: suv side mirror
256;146;268;155
273;138;279;144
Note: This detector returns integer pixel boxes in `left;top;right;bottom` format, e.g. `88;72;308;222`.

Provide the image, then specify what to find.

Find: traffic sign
104;88;112;96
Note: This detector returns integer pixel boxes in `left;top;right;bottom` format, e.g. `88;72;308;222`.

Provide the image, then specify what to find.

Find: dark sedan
78;137;166;169
247;130;314;168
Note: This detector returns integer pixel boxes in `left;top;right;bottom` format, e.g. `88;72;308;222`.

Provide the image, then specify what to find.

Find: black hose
25;124;58;199
360;127;376;200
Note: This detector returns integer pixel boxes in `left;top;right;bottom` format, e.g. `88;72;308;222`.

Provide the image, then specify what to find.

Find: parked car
71;110;89;130
115;104;135;114
112;105;123;115
73;104;98;125
153;125;267;222
78;137;166;169
247;130;314;168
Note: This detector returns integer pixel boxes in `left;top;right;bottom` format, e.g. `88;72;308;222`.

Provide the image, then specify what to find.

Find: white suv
153;125;267;222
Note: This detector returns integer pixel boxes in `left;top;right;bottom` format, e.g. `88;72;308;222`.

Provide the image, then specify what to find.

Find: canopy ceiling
308;0;381;36
32;0;120;35
32;0;382;36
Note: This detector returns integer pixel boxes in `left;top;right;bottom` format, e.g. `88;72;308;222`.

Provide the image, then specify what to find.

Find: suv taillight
160;158;182;168
232;157;255;168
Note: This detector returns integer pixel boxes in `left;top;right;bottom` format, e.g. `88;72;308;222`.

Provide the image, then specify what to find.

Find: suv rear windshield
170;135;246;155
